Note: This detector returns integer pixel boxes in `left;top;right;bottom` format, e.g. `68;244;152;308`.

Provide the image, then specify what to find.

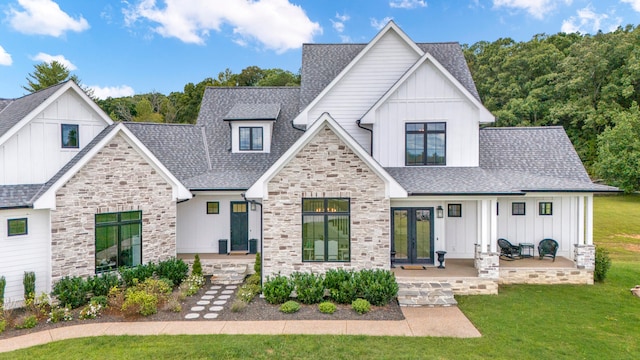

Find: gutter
356;120;373;154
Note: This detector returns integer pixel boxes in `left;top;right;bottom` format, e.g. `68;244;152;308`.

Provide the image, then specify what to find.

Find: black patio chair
497;238;521;260
538;238;558;261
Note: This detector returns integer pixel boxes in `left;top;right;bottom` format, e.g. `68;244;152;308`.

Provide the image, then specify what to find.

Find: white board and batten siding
304;30;421;151
497;196;578;258
176;194;261;254
444;201;478;258
0;90;109;185
372;61;481;167
0;209;50;308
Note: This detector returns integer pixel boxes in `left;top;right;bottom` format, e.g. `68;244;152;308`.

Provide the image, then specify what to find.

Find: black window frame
301;198;350;262
512;202;526;216
239;126;263;151
448;204;462;217
405;122;446;166
7;218;28;236
61;124;79;149
539;202;553;216
206;201;220;214
95;210;142;273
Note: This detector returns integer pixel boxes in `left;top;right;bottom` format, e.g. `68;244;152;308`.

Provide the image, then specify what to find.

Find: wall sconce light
250;202;257;211
436;205;444;218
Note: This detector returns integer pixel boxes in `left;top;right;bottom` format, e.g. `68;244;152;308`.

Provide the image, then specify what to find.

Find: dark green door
392;208;433;264
230;202;248;251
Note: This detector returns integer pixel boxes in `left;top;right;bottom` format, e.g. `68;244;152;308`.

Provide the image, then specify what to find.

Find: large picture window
61;124;79;148
239;127;263;151
95;211;142;273
406;122;446;166
302;198;350;262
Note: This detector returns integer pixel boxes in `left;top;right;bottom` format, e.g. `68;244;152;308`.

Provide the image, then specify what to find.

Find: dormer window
239;127;263;151
406;122;446;166
61;124;79;149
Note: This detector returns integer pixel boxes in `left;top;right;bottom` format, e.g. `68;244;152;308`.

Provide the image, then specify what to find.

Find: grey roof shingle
0;184;44;208
192;86;302;190
0;82;67;138
223;103;281;121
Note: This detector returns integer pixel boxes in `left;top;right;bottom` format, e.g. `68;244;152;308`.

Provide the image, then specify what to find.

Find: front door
392;208;434;264
230;202;248;251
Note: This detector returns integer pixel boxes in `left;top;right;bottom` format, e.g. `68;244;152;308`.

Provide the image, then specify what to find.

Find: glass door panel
415;209;431;260
393;210;408;260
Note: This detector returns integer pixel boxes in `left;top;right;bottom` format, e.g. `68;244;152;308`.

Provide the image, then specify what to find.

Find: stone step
396;281;458;307
210;264;249;284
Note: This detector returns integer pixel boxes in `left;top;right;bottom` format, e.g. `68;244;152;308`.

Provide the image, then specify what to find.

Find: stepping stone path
184;280;241;320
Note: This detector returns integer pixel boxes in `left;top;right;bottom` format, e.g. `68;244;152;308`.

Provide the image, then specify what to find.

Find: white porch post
474;199;499;279
480;200;489;251
585;195;593;245
577;196;585;246
575;194;596;274
490;199;498;253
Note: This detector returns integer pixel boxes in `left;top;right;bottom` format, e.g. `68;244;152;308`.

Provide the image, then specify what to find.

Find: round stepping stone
185;313;200;319
221;290;234;294
213;300;227;305
225;285;238;289
203;313;219;319
218;295;231;300
190;306;205;311
205;290;218;295
209;306;224;311
201;295;215;300
210;285;222;289
197;300;210;305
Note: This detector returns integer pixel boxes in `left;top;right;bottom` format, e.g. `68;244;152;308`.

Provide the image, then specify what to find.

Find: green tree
23;61;81;92
133;98;163;122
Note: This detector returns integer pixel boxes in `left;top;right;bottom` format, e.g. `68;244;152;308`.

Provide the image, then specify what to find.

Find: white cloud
123;0;321;53
89;85;135;100
331;12;350;33
493;0;572;19
31;53;77;70
371;17;394;30
621;0;640;12
0;46;12;66
7;0;89;37
561;6;621;34
339;35;352;43
389;0;427;9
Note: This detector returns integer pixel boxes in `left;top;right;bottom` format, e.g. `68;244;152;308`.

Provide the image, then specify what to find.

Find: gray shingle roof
0;184;44;208
123;122;211;183
223;103;281;121
193;86;302;190
0;82;67;139
300;42;479;109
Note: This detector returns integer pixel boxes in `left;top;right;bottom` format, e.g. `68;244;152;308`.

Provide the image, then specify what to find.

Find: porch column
585;195;593;245
577;196;585;245
490;199;498;253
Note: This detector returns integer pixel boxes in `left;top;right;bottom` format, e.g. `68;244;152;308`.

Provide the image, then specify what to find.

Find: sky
1;0;639;100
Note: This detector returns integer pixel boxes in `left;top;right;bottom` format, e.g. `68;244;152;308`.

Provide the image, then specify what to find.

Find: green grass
2;195;639;359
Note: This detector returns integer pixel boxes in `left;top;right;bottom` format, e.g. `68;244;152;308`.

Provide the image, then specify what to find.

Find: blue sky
1;0;639;99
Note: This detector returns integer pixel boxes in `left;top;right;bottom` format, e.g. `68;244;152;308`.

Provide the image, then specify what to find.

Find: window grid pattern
405;122;446;166
239;127;263;151
302;198;350;262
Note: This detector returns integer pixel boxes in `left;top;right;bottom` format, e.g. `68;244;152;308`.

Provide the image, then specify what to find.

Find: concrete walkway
0;306;480;353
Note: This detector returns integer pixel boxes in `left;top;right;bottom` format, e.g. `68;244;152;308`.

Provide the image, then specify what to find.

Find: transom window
61;124;79;148
512;202;526;216
539;202;553;216
95;211;142;273
302;198;350;262
239;127;263;151
405;122;446;166
448;204;462;217
7;218;28;236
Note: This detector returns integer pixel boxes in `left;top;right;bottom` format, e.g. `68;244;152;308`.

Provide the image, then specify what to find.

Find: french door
392;208;434;264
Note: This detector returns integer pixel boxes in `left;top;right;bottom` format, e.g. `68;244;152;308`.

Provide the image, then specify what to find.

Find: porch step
211;263;249;284
396;280;457;307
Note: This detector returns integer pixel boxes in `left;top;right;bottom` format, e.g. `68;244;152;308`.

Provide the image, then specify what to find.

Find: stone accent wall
474;244;499;279
50;134;177;282
574;244;595;270
262;125;390;279
499;268;593;285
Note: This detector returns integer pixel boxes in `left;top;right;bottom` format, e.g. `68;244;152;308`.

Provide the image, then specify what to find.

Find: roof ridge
123;122;197;127
481;126;564;130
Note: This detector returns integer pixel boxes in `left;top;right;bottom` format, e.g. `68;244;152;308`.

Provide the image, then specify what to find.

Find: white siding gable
371;60;481;167
0;90;109;185
303;30;421;150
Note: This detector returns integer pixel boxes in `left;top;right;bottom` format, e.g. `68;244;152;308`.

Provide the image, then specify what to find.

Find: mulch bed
0;276;404;340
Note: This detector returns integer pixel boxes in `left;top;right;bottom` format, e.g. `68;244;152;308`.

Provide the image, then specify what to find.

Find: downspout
356;120;373;154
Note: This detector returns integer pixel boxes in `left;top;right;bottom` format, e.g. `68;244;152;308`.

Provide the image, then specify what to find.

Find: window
61;124;79;148
512;202;526;216
95;211;142;273
7;218;28;236
239;127;263;151
539;202;553;215
448;204;462;217
206;202;220;214
302;198;350;262
406;122;446;166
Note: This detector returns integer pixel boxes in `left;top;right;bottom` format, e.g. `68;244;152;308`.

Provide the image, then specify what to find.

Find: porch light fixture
436;206;444;218
250;202;257;211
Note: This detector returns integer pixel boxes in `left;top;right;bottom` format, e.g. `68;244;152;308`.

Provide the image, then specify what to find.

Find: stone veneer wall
262;125;390;279
474;244;499;279
574;244;596;270
499;268;593;285
50;134;177;282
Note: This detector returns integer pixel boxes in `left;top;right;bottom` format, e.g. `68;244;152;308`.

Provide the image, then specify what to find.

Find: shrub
138;278;173;297
52;276;89;309
0;319;5;334
230;299;247;312
87;273;120;297
325;269;358;304
156;258;189;286
165;296;182;312
262;274;293;304
182;274;206;296
119;263;156;287
23;271;36;302
254;252;261;274
48;306;73;323
594;246;612;282
15;314;37;329
79;300;103;320
292;272;325;304
121;289;158;316
191;254;203;277
90;295;109;307
237;283;260;303
357;269;399;306
318;301;337;314
352;298;371;314
0;275;6;307
245;272;261;286
279;300;300;314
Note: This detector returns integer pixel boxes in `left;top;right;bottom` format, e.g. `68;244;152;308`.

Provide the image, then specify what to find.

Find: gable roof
246;113;407;199
0;81;113;145
223;103;281;121
0;184;44;209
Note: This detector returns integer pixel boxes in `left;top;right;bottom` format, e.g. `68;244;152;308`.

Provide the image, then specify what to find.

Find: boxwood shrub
262;274;293;304
292;272;325;304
